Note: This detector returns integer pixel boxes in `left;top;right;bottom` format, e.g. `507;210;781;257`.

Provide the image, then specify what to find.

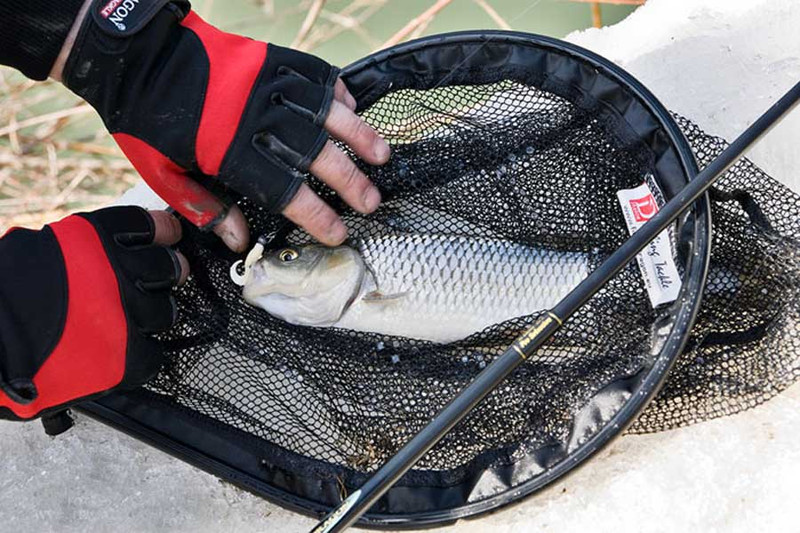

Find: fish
231;234;591;344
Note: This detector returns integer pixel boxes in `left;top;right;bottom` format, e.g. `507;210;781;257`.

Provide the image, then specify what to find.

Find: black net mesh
629;115;800;432
145;77;800;499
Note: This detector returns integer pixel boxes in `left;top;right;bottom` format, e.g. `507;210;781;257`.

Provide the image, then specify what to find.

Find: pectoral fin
362;290;407;303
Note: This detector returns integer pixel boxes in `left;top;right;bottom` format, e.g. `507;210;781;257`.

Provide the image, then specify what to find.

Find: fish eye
278;248;300;263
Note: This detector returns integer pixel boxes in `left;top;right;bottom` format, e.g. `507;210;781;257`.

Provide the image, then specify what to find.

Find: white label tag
617;182;681;308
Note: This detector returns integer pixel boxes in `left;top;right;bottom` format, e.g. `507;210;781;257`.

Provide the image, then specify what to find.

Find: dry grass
0;65;138;233
0;0;551;233
0;69;138;232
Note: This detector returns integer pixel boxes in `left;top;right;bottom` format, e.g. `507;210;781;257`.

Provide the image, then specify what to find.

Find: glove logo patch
91;0;171;37
98;0;139;30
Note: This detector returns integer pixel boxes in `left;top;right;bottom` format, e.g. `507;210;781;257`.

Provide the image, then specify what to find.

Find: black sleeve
0;0;87;81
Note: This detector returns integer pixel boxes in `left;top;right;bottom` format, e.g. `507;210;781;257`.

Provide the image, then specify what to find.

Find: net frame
78;31;713;527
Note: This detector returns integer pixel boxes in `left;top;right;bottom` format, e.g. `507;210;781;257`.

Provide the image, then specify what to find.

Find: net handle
311;80;800;533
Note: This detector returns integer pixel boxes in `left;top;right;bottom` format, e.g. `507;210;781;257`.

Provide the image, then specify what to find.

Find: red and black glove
0;207;182;421
63;0;339;229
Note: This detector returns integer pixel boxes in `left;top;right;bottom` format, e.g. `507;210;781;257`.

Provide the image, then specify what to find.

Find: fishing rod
311;80;800;533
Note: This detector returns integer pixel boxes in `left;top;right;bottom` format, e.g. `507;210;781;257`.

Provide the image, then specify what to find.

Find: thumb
114;133;250;252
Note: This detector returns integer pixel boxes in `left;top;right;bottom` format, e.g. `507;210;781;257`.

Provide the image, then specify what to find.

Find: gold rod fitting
547;311;563;326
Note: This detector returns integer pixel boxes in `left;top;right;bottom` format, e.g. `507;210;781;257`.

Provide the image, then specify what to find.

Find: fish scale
337;234;590;342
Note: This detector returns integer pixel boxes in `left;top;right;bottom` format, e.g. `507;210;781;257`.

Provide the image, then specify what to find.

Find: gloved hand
61;0;389;250
0;207;188;420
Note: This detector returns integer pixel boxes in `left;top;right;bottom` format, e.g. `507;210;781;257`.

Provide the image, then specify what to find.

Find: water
192;0;637;66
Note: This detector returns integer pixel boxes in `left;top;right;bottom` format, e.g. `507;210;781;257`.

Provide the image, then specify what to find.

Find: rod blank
311;80;800;533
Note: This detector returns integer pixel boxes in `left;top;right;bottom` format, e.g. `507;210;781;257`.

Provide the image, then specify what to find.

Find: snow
569;0;800;192
3;0;800;531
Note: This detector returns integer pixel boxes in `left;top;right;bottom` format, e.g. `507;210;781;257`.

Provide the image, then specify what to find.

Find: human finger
282;183;348;246
334;78;357;111
211;205;250;253
309;140;382;214
324;99;390;165
149;210;183;246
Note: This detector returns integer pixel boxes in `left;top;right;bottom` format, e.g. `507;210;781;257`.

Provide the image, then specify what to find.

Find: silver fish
231;234;590;343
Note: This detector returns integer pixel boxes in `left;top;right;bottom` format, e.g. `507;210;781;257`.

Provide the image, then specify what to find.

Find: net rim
341;30;713;525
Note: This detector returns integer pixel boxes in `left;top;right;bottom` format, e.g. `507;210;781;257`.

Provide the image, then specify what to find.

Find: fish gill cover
96;34;800;524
